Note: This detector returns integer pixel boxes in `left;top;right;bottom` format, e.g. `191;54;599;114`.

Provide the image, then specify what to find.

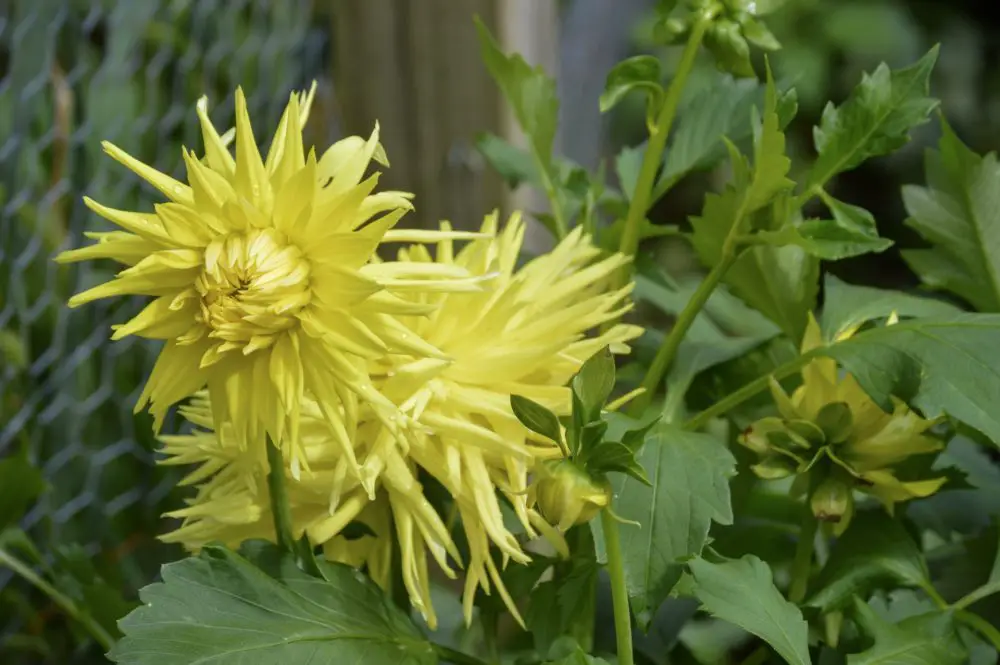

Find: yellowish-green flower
158;213;643;629
57;85;480;478
533;459;612;531
367;212;642;624
740;314;945;533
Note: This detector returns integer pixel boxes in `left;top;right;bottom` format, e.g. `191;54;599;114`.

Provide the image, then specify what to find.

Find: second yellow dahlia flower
57;85;481;477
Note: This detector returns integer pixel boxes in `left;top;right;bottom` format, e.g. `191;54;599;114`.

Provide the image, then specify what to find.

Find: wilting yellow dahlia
740;314;945;534
57;84;481;477
159;213;642;628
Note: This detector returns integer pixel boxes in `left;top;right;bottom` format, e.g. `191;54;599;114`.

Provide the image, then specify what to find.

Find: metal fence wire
0;0;332;651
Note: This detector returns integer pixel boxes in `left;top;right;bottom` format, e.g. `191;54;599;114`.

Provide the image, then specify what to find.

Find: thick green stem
683;351;815;431
629;251;737;416
537;156;569;239
0;547;114;652
266;441;296;553
615;13;714;279
789;512;817;604
956;610;1000;651
953;580;1000;611
601;509;635;665
433;643;492;665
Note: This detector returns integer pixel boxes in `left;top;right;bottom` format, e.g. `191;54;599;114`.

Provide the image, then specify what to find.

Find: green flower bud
814;402;853;444
810;476;853;531
534;460;611;531
704;19;754;78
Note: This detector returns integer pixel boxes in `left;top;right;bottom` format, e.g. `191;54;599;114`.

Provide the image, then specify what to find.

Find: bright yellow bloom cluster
740;315;945;534
156;212;642;628
58;85;483;480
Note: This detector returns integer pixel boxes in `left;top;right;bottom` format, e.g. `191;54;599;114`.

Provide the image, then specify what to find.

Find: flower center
195;229;311;348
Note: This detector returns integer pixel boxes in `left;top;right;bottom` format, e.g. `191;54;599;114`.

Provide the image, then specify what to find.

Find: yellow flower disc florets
195;229;310;349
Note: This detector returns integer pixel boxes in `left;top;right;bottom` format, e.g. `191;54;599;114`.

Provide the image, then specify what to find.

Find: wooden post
332;0;505;231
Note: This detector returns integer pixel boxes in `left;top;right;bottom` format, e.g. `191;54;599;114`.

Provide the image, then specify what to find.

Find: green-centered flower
740;314;946;534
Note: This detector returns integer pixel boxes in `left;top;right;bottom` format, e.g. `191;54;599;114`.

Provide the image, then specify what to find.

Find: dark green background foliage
3;1;1000;664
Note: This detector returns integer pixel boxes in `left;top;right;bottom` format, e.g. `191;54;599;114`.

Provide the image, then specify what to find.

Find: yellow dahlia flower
57;85;481;477
740;314;945;534
158;214;642;629
368;212;642;624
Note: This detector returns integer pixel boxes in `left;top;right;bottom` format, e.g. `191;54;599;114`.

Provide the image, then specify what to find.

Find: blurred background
2;0;1000;662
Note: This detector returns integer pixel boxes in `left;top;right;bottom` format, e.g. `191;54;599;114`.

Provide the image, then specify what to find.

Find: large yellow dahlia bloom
159;213;642;628
57;85;480;477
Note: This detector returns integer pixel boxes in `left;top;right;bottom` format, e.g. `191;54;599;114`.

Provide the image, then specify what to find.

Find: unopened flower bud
810;476;853;530
534;460;611;531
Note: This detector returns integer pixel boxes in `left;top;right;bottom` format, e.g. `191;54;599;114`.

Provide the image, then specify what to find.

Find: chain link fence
0;0;333;657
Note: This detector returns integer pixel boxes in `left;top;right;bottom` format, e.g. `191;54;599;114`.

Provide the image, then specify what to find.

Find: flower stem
615;12;714;279
955;610;1000;651
0;546;114;652
683;351;816;431
628;251;737;416
601;509;634;665
266;441;296;553
789;511;817;604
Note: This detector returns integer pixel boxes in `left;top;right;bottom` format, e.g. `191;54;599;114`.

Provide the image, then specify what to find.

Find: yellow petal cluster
158;212;642;628
58;85;481;480
740;314;945;533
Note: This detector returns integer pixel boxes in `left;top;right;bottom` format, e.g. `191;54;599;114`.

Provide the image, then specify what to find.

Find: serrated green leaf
476;18;558;172
689;555;812;665
544;637;611;665
572;347;616;423
600;55;663;114
0;452;45;530
807;47;939;192
511;394;563;445
747;67;794;211
847;600;966;665
819;273;962;342
528;559;598;655
110;542;436;665
756;192;893;260
815;313;1000;444
902;119;1000;312
658;74;798;195
592;424;736;627
807;510;929;612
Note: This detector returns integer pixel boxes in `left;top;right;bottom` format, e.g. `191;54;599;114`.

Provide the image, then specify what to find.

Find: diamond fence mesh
0;0;332;657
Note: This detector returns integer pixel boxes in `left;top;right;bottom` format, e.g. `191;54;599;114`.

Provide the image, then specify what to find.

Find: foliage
5;2;1000;665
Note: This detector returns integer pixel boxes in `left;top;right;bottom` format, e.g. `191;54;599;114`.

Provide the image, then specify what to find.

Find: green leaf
544;637;611;665
659;74;798;194
593;424;736;627
907;436;1000;537
571;347;616;423
847;600;966;665
806;47;939;192
689;555;812;665
600;55;663;114
585;441;650;486
0;328;26;369
690;79;813;340
511;394;563;445
528;558;599;655
747;66;794;211
0;452;45;530
54;544;137;639
807;510;929;612
111;542;436;665
756;196;893;260
902;119;1000;312
476;18;558;173
475;132;540;188
819;274;963;343
725;242;820;341
816;313;1000;444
